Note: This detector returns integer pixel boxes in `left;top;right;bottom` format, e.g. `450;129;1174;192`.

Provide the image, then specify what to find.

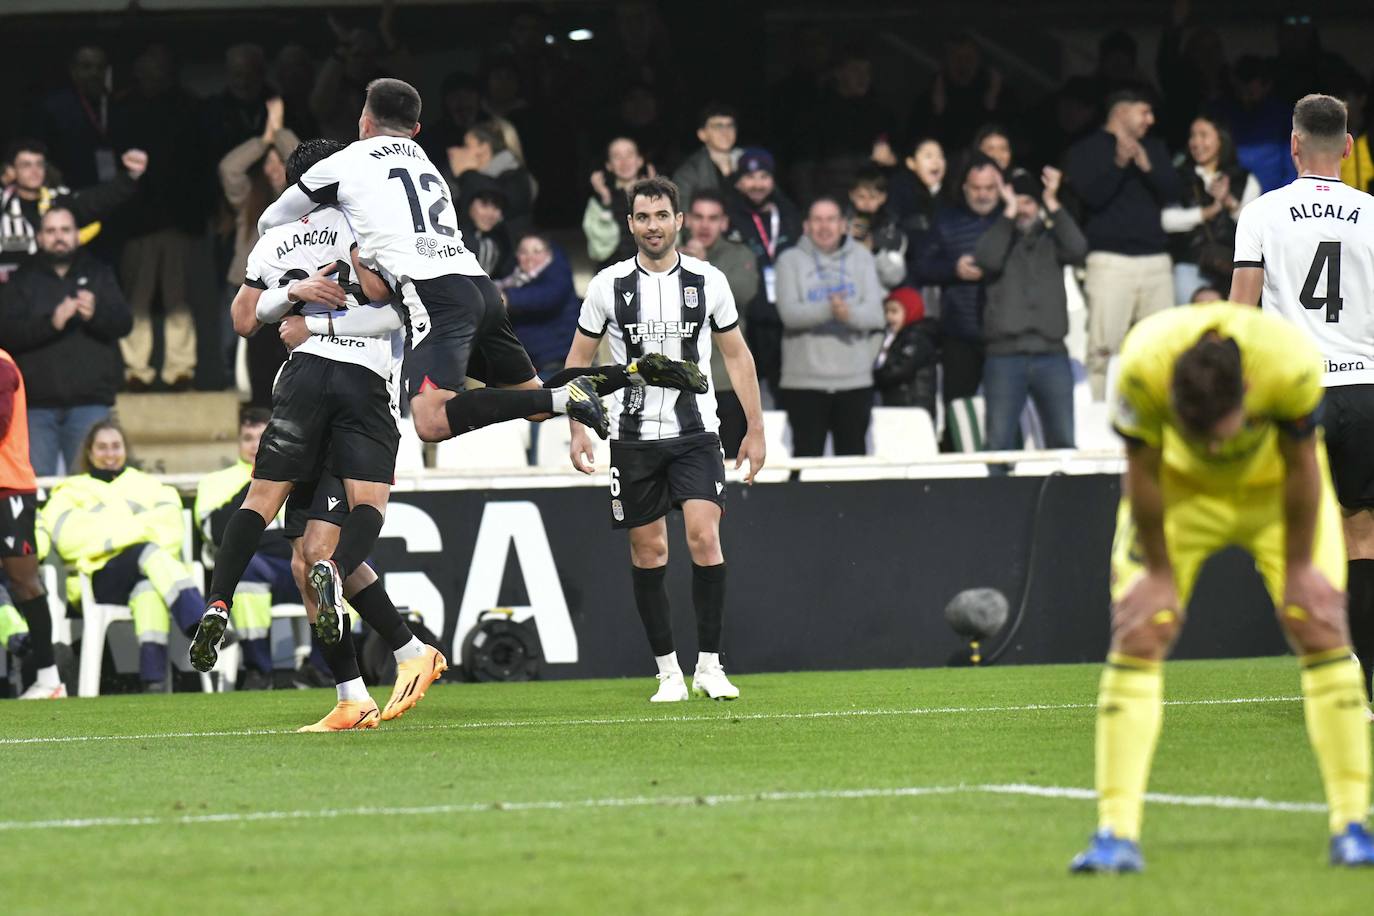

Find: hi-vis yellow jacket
38;467;184;575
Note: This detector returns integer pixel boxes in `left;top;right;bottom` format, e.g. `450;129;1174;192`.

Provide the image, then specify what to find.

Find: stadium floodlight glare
568;28;594;41
943;588;1009;665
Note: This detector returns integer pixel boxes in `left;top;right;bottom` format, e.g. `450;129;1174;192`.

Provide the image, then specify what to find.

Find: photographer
974;166;1086;453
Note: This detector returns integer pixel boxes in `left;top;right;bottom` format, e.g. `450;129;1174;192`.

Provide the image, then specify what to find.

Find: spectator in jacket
974;167;1086;454
497;234;578;376
202;44;273;161
449;122;536;238
23;46;114;190
419;71;488;166
912;155;1002;449
1162;115;1262;302
0;206;131;476
1064;88;1181;400
459;189;514;281
218;98;299;394
37;420;204;692
845;167;907;290
672;103;739;213
681;189;759;457
1212;55;1295;193
873;286;938;416
888;137;948;284
0;138;147;281
583;136;652;270
727;148;802;397
775;196;885;456
907;33;1013;153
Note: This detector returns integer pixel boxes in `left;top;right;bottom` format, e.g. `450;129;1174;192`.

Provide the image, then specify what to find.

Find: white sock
394;636;427;663
696;651;719;672
35;664;60;687
336;677;369;702
550;386;570;414
655;652;682;677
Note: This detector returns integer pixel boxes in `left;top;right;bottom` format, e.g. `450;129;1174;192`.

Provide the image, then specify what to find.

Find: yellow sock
1095;653;1164;841
1300;648;1371;834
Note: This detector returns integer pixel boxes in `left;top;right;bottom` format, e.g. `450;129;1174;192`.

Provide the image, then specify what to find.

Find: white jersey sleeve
1232;199;1264;267
707;264;740;333
577;272;614;337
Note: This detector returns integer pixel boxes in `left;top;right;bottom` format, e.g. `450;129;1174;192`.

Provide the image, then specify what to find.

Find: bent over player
1071;303;1373;872
566;176;766;702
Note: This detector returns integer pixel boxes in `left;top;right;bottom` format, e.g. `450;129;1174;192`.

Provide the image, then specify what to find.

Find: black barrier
363;475;1289;680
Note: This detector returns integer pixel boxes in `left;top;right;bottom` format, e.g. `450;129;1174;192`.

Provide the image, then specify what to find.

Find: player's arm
0;357;18;441
715;326;766;484
231;284;264;338
305;304;402;338
1278;429;1323;569
1229;267;1263;306
565;300;605;474
1229;200;1263;305
350;246;392;303
257;183;316;235
1123;441;1170;575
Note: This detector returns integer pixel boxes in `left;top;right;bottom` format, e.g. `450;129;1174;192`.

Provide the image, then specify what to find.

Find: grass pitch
2;658;1370;915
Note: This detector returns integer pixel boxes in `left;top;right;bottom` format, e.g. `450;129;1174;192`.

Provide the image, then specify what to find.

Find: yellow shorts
1110;444;1347;611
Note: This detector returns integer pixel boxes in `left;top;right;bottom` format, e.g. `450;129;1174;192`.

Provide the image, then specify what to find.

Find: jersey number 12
388;169;456;237
1299;241;1343;323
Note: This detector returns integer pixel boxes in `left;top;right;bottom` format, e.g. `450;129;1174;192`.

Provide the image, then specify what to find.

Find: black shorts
608;434;726;530
1323;384;1374;510
401;273;537;398
283;472;349;539
255;353;400;485
0;493;37;557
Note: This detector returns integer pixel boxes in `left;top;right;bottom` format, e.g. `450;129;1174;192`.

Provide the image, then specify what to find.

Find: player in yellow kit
1071;303;1374;873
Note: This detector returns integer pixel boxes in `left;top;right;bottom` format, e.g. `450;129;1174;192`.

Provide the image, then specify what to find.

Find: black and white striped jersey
577;253;739;441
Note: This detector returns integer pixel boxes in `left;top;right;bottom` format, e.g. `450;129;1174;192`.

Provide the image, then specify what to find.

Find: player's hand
74;288;96;319
736;427;766;485
1283;563;1343;626
955;254;983;282
121;149;148;179
278;315;311;350
569;423;596;475
1113;569;1180;638
287;264;346;309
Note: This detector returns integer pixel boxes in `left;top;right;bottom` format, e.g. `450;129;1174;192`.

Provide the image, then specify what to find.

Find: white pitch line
0;695;1301;747
0;783;1330;834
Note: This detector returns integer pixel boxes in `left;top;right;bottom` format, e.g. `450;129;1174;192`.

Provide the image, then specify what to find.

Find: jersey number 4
1299;241;1343;323
388;168;456;237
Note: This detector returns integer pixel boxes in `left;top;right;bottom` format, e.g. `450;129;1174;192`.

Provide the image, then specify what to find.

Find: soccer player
255;78;609;619
565;176;766;702
1070;303;1374;872
0;346;62;698
1231;93;1374;701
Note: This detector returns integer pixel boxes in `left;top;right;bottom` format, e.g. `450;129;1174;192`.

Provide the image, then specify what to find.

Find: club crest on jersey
683;287;699;309
625;320;699;344
611;499;624;522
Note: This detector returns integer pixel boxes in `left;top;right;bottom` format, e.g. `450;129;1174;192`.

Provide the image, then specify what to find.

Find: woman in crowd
38;421;203;693
497;233;580;378
582;136;653;270
872;286;938;417
1162;114;1260;303
973;123;1015;173
218;97;299;405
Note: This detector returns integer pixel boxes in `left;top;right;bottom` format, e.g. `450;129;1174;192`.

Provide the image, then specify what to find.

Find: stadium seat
534;419;609;470
433;420;530;471
394;416;426;473
76;562;226;697
870;407;938;461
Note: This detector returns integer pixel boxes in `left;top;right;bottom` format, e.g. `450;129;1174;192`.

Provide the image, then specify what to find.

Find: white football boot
691;661;740;700
650;671;689;702
19;681;67;700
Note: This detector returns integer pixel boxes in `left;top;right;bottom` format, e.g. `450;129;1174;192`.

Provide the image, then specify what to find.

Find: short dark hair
469;188;507;211
688;188;728;212
1105;85;1153;112
5;137;46;165
466;122;506;153
851;166;887;193
1294;93;1348;153
696;101;737;129
365;77;422;131
240;407;271;428
39;202;77;227
1171;332;1244;437
629;176;681;215
286;138;346;186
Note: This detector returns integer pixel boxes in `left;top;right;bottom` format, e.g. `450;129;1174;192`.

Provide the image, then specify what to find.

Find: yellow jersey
1111;303;1324;490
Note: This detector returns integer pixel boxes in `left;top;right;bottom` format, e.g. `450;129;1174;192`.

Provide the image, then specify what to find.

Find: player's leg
3;496;64;697
1251;469;1373;864
1343;509;1374;700
1323;386;1374;700
671;436;736;700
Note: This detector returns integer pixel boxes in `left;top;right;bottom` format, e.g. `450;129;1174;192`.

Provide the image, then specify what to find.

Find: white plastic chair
535;419;610;470
433;419;529;471
870;407;938;462
394;416;426;473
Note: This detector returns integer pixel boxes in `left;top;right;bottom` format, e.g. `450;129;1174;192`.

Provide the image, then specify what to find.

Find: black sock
631;565;674;656
692;563;727;654
445;387;554;436
349;579;412;651
542;365;631;396
1348;559;1374;700
16;594;54;669
320;620;360;685
331;505;384;579
208;509;267;606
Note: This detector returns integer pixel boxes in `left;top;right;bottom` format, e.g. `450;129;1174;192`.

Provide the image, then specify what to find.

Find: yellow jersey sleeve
1111;330;1169;448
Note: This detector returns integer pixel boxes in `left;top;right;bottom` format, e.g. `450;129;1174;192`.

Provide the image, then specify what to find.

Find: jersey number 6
1299;241;1343;323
